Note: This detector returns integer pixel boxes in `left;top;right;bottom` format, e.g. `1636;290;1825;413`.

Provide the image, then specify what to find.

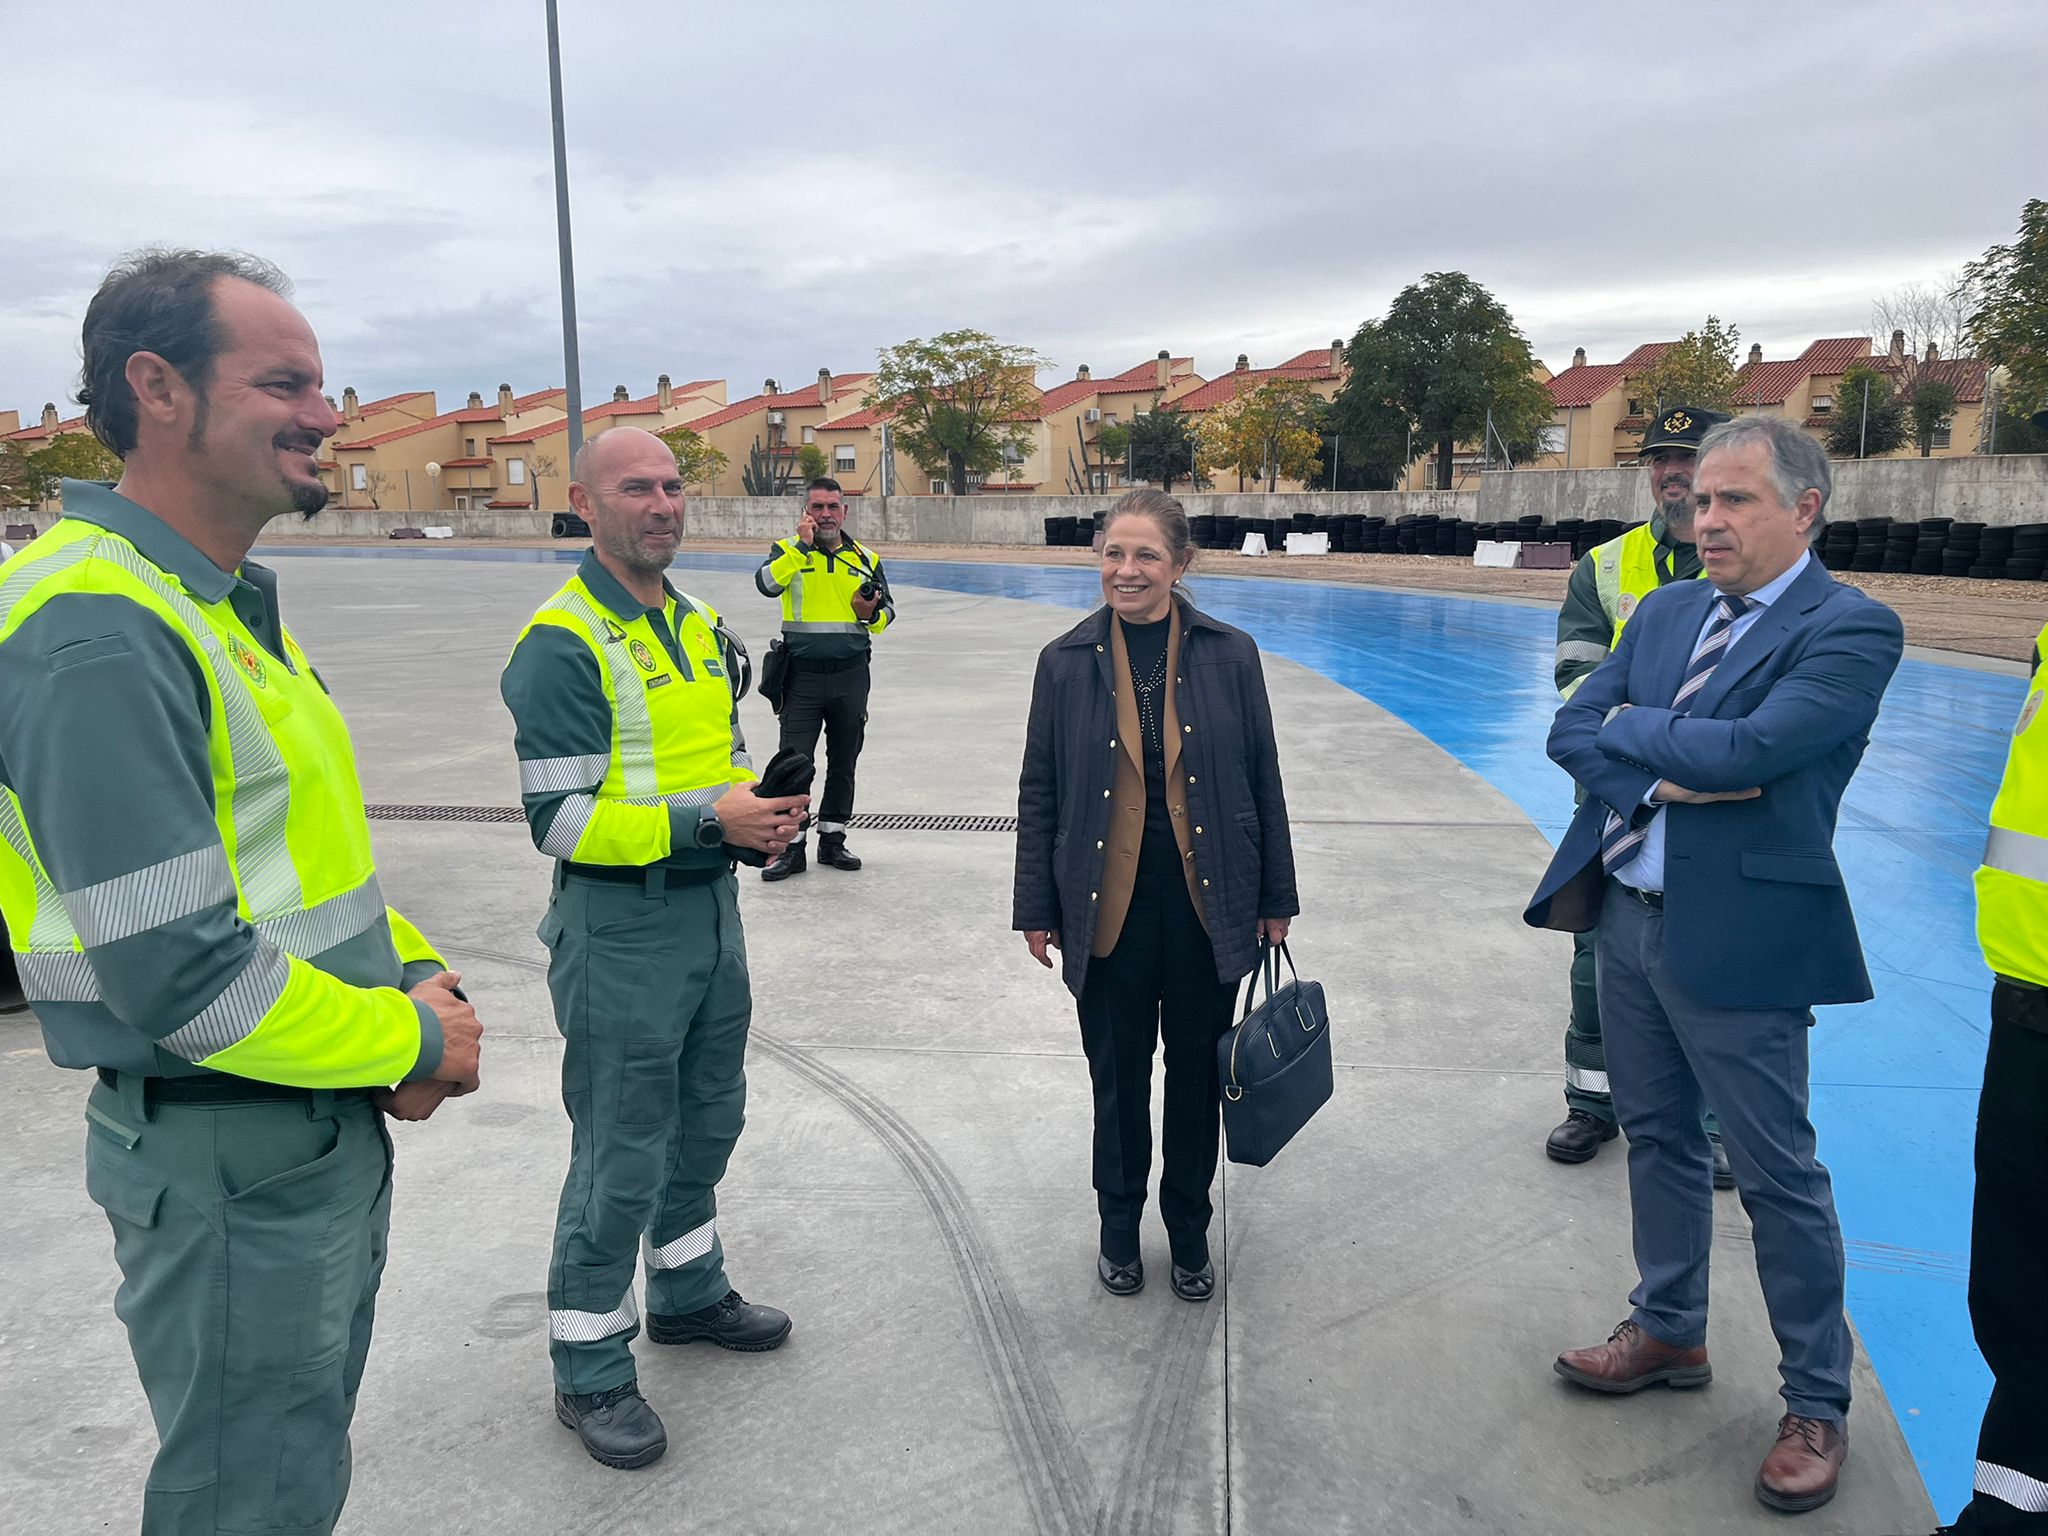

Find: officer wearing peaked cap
1546;404;1736;1181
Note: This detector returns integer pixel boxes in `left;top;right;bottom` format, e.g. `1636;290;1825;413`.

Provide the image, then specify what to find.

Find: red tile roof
816;405;893;431
4;413;88;443
439;457;492;468
1107;357;1193;383
680;373;874;434
1731;338;1876;406
1033;379;1102;417
1617;341;1681;370
1168;358;1338;413
1098;377;1184;397
1272;347;1345;376
1801;337;1876;376
485;391;689;445
341;390;431;417
1547;364;1628;408
334;388;564;450
485;499;533;509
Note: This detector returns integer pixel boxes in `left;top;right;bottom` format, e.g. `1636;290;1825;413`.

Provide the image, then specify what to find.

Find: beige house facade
486;376;727;510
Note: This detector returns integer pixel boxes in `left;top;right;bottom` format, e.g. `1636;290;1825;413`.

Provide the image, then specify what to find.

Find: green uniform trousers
83;1077;392;1536
539;867;752;1394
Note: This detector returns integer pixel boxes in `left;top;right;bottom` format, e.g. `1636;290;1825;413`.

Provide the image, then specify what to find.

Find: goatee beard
293;480;330;518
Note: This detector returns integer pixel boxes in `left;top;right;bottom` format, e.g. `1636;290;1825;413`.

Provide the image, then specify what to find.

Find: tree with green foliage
0;443;55;508
868;330;1045;495
1631;316;1744;414
1965;197;2048;414
1978;381;2048;455
1094;420;1131;466
1332;272;1553;489
1127;403;1200;492
29;431;121;486
657;424;731;489
1824;365;1910;458
795;443;830;483
1310;391;1406;490
1908;377;1959;457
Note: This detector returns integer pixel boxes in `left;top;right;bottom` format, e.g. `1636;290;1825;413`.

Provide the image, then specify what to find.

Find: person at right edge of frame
0;248;484;1534
1919;618;2048;1536
1013;488;1299;1303
1525;414;1904;1514
754;476;893;880
501;428;810;1472
1547;403;1736;1190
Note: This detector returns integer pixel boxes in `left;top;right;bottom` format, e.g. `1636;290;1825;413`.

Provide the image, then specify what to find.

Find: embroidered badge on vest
228;635;268;688
629;638;660;674
2019;691;2043;737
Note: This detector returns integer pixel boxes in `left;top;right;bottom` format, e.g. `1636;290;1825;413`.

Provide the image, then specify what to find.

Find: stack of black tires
1813;518;2046;581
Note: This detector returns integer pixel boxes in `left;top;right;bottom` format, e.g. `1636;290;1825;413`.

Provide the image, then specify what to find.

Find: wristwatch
693;809;726;850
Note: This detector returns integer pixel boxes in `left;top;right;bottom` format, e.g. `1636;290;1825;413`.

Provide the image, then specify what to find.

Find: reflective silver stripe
103;544;302;919
548;1291;639;1343
539;794;597;860
1984;825;2048;885
789;565;805;621
553;589;659;799
815;820;847;834
783;620;868;634
257;873;384;958
1565;1064;1610;1094
520;754;610;795
0;789;73;950
755;563;786;597
159;941;291;1060
0;528;101;623
18;948;98;1002
644;1218;715;1271
637;786;727;811
64;845;234;949
1977;1460;2048;1514
1555;640;1610;666
731;749;753;772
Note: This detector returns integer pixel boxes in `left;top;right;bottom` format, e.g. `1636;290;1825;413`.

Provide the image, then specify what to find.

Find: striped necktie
1601;592;1759;875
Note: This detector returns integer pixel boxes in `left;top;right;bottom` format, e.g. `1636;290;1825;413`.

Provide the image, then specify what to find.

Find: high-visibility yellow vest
512;574;750;865
1976;621;2048;988
1592;520;1700;646
0;518;436;1085
762;535;892;635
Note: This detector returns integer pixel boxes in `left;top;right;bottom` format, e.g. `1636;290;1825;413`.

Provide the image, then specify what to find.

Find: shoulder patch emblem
1615;592;1638;623
228;635;268;688
628;638;660;673
2018;689;2043;737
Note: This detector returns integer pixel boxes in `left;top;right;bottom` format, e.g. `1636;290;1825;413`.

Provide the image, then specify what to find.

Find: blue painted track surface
266;543;2023;1516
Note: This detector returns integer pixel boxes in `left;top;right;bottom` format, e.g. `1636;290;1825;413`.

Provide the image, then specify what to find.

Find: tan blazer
1092;604;1205;957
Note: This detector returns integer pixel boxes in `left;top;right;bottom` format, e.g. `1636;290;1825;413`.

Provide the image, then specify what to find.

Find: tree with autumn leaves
1196;377;1325;491
868;330;1045;496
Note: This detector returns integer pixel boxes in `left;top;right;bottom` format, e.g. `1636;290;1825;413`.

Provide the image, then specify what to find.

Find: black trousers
1077;853;1238;1264
777;656;869;831
1956;978;2048;1533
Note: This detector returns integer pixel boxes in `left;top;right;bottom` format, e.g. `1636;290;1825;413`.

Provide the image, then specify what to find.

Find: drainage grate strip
365;805;1017;832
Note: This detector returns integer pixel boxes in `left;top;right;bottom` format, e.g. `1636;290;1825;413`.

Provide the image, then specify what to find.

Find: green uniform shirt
0;481;442;1080
501;550;747;874
1552;512;1701;696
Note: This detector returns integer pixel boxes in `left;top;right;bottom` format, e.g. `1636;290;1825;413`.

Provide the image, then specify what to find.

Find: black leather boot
762;838;807;882
1545;1108;1620;1164
647;1290;792;1351
818;832;862;870
554;1380;667;1469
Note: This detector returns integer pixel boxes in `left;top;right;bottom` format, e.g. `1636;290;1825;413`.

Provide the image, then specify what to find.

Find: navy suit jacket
1524;557;1904;1009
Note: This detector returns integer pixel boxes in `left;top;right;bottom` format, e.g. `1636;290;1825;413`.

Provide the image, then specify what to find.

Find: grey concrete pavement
0;552;1937;1534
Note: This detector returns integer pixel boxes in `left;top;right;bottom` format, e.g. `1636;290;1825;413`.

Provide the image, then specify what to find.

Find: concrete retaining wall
12;456;2040;548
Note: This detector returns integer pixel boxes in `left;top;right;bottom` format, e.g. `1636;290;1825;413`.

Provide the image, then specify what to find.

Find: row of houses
1;330;2000;513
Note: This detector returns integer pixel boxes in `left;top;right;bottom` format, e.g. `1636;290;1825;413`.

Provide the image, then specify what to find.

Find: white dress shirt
1617;551;1812;893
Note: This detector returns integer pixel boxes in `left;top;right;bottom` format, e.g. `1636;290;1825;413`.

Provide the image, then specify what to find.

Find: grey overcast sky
2;0;2041;416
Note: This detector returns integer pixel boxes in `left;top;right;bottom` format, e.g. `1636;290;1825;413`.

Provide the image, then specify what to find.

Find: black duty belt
787;652;869;675
561;861;729;890
1614;882;1664;910
95;1068;364;1106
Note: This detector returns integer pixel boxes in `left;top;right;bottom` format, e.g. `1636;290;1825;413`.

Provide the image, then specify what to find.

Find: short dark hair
77;248;291;457
806;477;843;497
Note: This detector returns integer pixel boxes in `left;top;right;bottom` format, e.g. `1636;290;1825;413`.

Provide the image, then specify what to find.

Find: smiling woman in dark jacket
1013;489;1299;1302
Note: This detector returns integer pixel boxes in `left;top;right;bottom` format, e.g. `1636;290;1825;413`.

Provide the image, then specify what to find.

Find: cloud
3;0;2040;413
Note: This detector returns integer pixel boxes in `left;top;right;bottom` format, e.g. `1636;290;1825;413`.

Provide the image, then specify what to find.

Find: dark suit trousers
1954;979;2048;1533
777;656;868;830
1077;849;1237;1265
1596;881;1853;1421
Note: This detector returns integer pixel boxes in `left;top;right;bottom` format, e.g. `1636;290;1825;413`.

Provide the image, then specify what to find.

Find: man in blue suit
1525;414;1904;1515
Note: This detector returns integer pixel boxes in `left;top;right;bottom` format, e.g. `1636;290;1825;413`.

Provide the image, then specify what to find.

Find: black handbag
1217;941;1332;1167
759;637;791;715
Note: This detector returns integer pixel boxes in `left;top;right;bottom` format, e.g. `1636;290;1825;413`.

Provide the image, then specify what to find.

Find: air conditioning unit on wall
1083;408;1101;424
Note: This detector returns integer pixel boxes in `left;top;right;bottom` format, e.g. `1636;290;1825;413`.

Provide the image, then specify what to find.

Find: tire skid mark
444;941;1099;1536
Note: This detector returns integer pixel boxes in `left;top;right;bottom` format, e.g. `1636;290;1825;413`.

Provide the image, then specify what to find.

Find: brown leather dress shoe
1554;1318;1712;1393
1755;1413;1847;1512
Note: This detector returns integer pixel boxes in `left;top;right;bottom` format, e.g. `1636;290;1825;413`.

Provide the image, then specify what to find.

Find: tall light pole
545;0;585;465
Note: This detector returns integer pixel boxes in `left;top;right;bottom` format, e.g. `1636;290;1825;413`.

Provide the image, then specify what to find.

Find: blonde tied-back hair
1104;488;1194;590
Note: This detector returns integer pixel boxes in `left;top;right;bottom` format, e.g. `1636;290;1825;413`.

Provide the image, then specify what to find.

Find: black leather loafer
1097;1254;1144;1296
1170;1262;1215;1302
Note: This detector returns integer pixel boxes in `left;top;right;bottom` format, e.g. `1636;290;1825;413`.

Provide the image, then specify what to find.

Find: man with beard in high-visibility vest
0;248;483;1534
1546;404;1734;1186
1924;621;2048;1536
502;427;808;1471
